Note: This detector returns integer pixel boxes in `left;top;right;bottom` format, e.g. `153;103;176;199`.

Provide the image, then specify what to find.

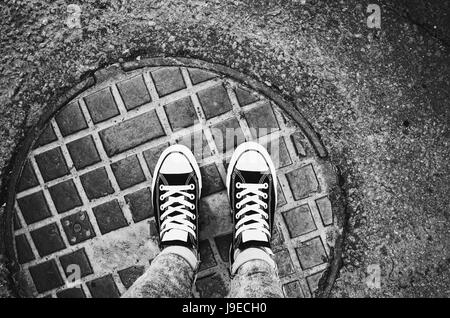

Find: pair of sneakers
151;141;277;272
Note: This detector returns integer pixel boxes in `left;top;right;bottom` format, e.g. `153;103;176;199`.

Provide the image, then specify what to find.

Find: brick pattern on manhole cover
12;65;343;298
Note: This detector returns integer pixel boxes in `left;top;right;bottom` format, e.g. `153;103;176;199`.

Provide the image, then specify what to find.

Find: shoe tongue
161;172;192;185
162;229;188;243
237;170;269;184
241;229;268;243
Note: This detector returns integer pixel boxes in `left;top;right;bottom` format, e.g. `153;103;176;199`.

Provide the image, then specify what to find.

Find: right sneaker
226;141;277;269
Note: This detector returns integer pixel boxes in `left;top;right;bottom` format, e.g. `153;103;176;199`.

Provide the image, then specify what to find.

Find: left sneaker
151;144;202;252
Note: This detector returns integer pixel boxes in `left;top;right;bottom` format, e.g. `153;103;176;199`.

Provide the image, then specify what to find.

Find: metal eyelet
236;182;242;189
159;195;164;200
189;184;195;190
262;193;268;199
190;204;195;210
159;184;164;191
263;183;268;189
236;193;241;199
263;203;267;209
236;203;241;209
189;194;195;200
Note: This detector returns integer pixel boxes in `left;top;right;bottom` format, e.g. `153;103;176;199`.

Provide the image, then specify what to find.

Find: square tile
316;196;333;226
93;200;128;234
124;187;153;222
197;84;232;119
55;101;88;136
164;96;197;131
177;131;210;160
29;259;64;293
199;239;217;271
211;118;245;154
151;68;186;97
30;223;66;257
214;232;233;262
111;155;146;190
200;164;224;196
283;280;305;298
199;191;233;240
61;211;96;245
282;204;317;238
118;265;145;289
143;143;169;175
35;147;69;182
274;249;295;278
195;274;228;298
286;164;320;200
117;75;151;110
87;274;120;298
84;87;120;124
57;287;86;298
17;160;38;192
295;237;327;270
99;110;165;157
266;137;292;168
17;191;51;225
188;69;216;85
307;271;324;294
235;87;260;106
67;135;101;170
59;248;93;279
290;131;307;157
48;179;82;213
245;101;279;138
80;167;115;200
15;234;35;264
34;124;57;148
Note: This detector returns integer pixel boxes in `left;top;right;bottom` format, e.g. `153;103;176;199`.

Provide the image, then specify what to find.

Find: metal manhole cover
8;59;345;298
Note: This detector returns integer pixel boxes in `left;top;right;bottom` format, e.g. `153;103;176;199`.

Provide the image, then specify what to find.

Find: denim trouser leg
122;252;195;298
123;249;283;298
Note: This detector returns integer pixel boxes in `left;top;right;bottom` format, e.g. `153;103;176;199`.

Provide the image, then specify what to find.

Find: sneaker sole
151;144;203;204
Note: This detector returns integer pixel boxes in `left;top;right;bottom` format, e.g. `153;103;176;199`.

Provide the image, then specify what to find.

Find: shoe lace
235;182;270;240
159;184;196;239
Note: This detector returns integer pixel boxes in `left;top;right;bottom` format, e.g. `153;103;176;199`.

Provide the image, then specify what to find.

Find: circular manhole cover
8;58;345;298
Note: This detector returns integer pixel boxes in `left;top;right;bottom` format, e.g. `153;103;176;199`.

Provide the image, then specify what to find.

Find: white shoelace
235;182;270;240
159;184;196;240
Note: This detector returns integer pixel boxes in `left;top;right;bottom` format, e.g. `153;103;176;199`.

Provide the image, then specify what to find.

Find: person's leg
122;247;197;298
225;142;284;298
123;145;202;298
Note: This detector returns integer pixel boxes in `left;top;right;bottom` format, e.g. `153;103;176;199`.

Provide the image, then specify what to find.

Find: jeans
122;248;284;298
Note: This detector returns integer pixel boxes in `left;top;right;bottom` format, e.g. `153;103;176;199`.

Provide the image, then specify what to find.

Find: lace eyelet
236;193;241;199
236;182;242;189
263;203;267;209
189;184;195;190
236;203;241;209
159;195;164;200
190;204;195;210
159;184;164;191
191;215;196;220
262;193;268;199
160;205;164;211
189;194;195;200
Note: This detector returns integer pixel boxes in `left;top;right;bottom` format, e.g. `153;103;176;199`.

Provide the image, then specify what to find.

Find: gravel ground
0;0;448;297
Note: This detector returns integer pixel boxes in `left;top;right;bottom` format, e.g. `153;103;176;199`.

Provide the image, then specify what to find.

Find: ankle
160;245;199;271
231;246;276;274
